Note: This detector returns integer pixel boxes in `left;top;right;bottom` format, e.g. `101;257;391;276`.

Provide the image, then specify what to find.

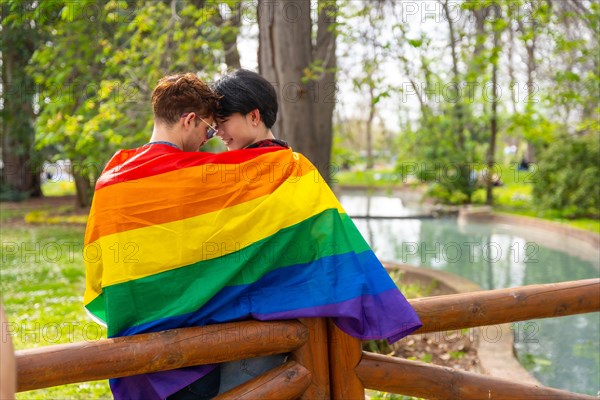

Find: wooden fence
15;278;600;399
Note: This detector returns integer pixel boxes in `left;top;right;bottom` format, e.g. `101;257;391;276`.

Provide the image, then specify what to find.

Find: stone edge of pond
459;207;600;268
384;262;541;387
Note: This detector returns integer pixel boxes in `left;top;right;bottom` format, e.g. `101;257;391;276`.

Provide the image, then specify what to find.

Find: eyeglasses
200;117;218;139
181;113;218;139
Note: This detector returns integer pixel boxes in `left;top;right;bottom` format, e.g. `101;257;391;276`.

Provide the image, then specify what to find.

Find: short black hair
212;69;278;129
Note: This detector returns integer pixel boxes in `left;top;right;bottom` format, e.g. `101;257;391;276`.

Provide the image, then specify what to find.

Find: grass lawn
335;168;402;188
471;166;600;234
1;212;111;398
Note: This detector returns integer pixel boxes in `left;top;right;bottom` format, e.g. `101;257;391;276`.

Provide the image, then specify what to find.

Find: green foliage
472;173;533;208
505;112;557;149
369;392;424;400
391;0;599;210
1;0;53;196
520;352;552;373
468;164;598;231
426;183;470;205
335;169;400;188
0;183;30;202
394;80;483;204
449;350;466;360
331;135;360;170
532;133;599;218
27;0;226;193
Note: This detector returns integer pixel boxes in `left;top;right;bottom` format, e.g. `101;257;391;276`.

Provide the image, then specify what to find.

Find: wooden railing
15;278;600;399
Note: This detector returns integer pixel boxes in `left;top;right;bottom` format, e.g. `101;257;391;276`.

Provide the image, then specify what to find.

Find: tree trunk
365;85;375;170
486;11;502;206
216;1;241;70
1;15;42;198
486;58;499;206
518;3;538;163
507;17;518;115
258;0;337;181
441;0;465;150
73;172;92;209
525;35;537;163
472;6;488;70
312;0;337;179
258;0;314;147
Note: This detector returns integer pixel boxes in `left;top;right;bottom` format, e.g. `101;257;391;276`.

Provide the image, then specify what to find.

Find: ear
183;112;196;128
248;109;261;126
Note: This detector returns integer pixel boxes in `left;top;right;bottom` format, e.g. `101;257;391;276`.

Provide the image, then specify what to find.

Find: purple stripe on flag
109;288;421;399
110;364;216;400
252;288;422;343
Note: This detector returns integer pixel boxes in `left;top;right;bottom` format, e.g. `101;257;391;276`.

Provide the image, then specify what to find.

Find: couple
83;69;422;400
148;70;287;154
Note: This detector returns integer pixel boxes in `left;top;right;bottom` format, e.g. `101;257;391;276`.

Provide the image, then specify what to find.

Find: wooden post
290;318;330;399
327;320;364;399
214;361;311;400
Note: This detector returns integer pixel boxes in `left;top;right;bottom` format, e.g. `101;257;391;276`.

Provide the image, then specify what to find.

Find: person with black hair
212;69;289;150
207;69;291;396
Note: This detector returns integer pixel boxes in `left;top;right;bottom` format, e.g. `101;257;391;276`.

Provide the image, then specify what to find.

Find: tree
345;2;390;170
517;0;542;163
440;0;467;150
258;0;338;180
486;4;507;205
28;0;228;206
391;0;487;204
215;0;242;70
0;0;48;200
544;0;599;136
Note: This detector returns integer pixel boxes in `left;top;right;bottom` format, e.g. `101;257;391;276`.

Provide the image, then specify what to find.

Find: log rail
14;278;600;399
16;320;308;392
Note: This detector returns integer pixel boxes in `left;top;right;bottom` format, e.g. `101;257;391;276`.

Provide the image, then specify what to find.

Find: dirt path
1;196;89;227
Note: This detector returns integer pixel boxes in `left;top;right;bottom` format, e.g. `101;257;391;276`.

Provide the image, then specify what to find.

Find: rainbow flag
84;144;421;399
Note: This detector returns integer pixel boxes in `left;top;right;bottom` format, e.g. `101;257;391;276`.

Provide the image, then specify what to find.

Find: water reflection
338;191;600;395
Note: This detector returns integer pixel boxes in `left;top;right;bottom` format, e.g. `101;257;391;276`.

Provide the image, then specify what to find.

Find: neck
260;129;275;141
150;122;183;149
246;129;275;148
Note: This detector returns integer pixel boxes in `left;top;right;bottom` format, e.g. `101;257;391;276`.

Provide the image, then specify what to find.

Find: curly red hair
151;73;221;125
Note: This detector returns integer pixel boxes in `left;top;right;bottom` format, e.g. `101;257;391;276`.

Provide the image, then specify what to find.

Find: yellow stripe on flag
84;172;344;305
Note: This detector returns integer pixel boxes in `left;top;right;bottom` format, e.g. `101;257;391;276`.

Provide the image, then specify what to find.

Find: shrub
0;182;29;202
532;132;599;218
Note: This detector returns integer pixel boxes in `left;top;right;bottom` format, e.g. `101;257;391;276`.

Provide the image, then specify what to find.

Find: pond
338;190;600;396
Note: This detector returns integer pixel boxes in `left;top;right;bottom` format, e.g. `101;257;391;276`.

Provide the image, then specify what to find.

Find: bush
0;182;29;202
532;133;599;218
399;160;478;205
331;137;359;171
426;182;471;205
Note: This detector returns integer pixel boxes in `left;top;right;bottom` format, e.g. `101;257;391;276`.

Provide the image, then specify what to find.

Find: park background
1;0;599;398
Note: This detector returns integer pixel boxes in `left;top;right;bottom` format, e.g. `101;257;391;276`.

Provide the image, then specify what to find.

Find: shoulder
246;139;290;149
